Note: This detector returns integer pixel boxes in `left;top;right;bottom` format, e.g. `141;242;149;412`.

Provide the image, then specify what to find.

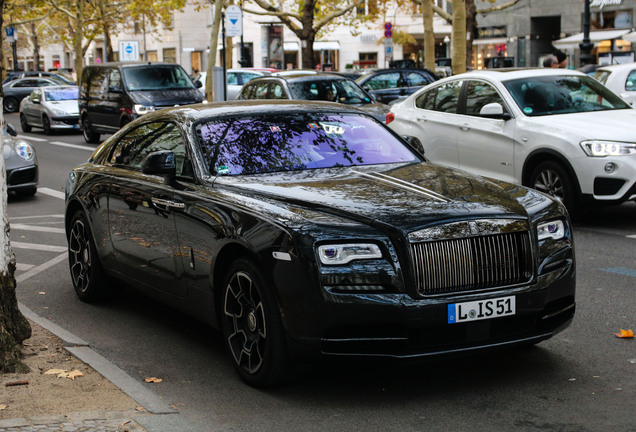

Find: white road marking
11;224;65;234
38;187;66;199
50;141;95;151
628;234;636;239
16;252;67;283
12;241;67;252
20;135;47;142
16;263;35;271
11;214;64;220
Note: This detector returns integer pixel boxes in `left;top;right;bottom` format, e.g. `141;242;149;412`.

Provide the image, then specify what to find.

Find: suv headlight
134;104;155;115
317;243;382;265
537;220;565;241
580;140;636;157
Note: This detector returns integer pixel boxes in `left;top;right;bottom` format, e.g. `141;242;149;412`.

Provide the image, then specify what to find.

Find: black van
79;62;204;143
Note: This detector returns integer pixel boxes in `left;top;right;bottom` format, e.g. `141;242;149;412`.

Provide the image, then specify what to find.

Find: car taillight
386;112;395;125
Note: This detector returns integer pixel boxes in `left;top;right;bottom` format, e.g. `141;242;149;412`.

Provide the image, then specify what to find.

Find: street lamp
579;0;594;66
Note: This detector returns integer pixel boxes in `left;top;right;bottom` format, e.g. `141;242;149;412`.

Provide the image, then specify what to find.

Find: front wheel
221;258;291;387
4;97;18;113
42;115;52;135
529;160;579;217
82;118;100;144
68;212;107;302
20;113;32;132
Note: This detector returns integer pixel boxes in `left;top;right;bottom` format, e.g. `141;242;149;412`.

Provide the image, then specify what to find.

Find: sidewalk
0;304;196;432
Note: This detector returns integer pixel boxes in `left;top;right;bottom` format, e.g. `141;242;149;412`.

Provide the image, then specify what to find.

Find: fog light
604;163;616;173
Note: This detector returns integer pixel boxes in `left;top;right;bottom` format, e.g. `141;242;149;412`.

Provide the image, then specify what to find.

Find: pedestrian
543;55;557;68
553;50;568;68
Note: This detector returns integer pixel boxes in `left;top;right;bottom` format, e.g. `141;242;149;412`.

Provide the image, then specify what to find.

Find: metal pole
222;12;227;101
12;40;18;71
579;0;594;67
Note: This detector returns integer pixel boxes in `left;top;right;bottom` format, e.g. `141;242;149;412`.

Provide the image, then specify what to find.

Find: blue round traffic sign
125;45;133;54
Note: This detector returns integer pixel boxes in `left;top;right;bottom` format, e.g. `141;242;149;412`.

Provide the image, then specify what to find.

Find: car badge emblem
469;221;479;236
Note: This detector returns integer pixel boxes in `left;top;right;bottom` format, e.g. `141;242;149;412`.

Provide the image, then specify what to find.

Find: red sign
384;22;392;31
384;29;393;38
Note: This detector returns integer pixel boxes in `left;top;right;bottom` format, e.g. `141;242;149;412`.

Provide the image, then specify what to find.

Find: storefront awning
552;29;630;50
284;42;299;51
473;37;507;46
313;41;340;51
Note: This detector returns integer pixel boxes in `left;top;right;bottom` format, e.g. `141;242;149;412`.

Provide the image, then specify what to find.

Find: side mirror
402;135;426;158
32;98;41;104
195;80;202;89
142;151;176;183
479;102;512;120
6;123;17;137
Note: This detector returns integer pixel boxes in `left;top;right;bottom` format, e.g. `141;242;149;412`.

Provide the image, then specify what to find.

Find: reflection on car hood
130;88;204;106
351;101;390;122
526;108;636;142
218;162;541;230
45;100;79;115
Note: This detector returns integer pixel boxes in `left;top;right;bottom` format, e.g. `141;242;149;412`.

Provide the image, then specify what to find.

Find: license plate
448;296;515;324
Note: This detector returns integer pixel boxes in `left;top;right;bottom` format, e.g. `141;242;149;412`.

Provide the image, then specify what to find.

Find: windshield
288;79;373;105
123;66;195;91
44;87;78;101
196;113;418;176
503;75;630;116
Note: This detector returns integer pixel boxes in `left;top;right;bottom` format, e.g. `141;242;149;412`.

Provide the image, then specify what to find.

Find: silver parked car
19;85;80;134
2;76;67;113
3;123;38;196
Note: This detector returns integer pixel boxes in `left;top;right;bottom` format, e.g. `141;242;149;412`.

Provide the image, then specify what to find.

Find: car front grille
7;166;37;186
409;220;534;296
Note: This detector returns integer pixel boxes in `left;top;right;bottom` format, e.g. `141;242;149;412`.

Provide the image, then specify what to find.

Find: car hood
45;100;79;115
216;162;550;231
129;88;204;106
351;101;390;122
525;108;636;142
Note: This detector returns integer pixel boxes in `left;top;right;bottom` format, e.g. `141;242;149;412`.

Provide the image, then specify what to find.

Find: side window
625;70;636;91
109;69;122;90
88;69;109;99
240;72;261;84
406;72;432;86
16;79;37;88
254;83;269;99
415;88;436;110
432;81;462;113
270;83;286;99
109;122;190;178
227;72;238;85
238;84;254;99
465;80;506;116
365;72;400;90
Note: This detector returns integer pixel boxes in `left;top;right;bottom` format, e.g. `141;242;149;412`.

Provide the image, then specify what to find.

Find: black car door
106;121;188;297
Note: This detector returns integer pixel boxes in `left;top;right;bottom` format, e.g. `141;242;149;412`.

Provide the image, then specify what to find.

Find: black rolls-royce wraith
65;101;575;387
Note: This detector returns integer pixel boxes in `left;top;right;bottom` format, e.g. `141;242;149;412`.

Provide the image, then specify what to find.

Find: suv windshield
288;79;373;104
504;75;630;116
123;66;195;91
197;113;418;175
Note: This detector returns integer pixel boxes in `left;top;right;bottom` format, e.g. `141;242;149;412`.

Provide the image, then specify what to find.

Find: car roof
136;100;369;124
596;62;636;71
85;62;181;69
437;67;587;83
254;72;352;82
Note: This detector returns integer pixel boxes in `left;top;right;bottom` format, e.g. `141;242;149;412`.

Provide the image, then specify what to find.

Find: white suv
387;68;636;216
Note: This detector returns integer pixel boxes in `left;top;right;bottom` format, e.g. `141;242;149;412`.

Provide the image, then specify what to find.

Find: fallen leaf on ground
38;292;46;295
0;404;7;410
145;377;163;383
44;368;84;379
614;329;634;338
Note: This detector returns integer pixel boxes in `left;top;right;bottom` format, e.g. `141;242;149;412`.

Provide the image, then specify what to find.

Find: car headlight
580;140;636;157
134;104;155;115
15;141;34;161
537;220;565;241
317;243;382;265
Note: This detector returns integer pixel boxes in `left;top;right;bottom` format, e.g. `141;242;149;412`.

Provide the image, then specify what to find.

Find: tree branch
313;0;365;31
476;0;521;14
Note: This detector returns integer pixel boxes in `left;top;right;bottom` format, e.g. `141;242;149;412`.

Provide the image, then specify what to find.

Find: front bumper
50;115;80;130
575;154;636;203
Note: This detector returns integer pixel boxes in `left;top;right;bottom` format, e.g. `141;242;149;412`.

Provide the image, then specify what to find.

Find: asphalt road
5;112;636;432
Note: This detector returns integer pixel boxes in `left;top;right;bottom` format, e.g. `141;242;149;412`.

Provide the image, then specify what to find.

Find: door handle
416;116;427;122
460;124;471;131
151;197;185;210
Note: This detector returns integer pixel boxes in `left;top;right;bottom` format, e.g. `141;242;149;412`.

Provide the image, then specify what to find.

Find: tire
42;115;52;135
20;113;32;133
4;97;19;113
529;160;579;217
82;118;100;144
221;258;291;387
68;211;108;302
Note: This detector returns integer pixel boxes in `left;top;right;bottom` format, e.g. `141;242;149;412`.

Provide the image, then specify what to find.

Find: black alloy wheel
42;115;52;135
529;160;579;217
221;258;290;387
82;118;100;144
20;113;31;132
68;212;107;301
4;97;19;113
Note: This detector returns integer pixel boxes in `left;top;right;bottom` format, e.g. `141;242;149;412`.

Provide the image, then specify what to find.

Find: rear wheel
529;160;579;217
68;211;107;302
221;258;291;387
42;115;52;135
4;97;18;113
19;113;31;133
82;117;100;144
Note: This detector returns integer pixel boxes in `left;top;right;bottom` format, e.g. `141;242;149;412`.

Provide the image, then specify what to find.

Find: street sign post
118;41;140;62
225;5;243;37
5;27;16;43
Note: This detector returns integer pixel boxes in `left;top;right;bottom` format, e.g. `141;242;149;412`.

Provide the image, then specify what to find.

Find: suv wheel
82;118;100;144
529;161;579;217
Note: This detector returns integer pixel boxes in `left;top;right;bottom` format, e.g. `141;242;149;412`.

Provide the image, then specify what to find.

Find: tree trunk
451;0;466;74
422;0;435;71
300;0;317;69
301;35;316;70
465;0;477;70
29;23;41;71
206;0;223;100
74;0;85;81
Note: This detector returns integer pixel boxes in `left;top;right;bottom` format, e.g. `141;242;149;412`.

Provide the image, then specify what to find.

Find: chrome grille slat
411;231;533;296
